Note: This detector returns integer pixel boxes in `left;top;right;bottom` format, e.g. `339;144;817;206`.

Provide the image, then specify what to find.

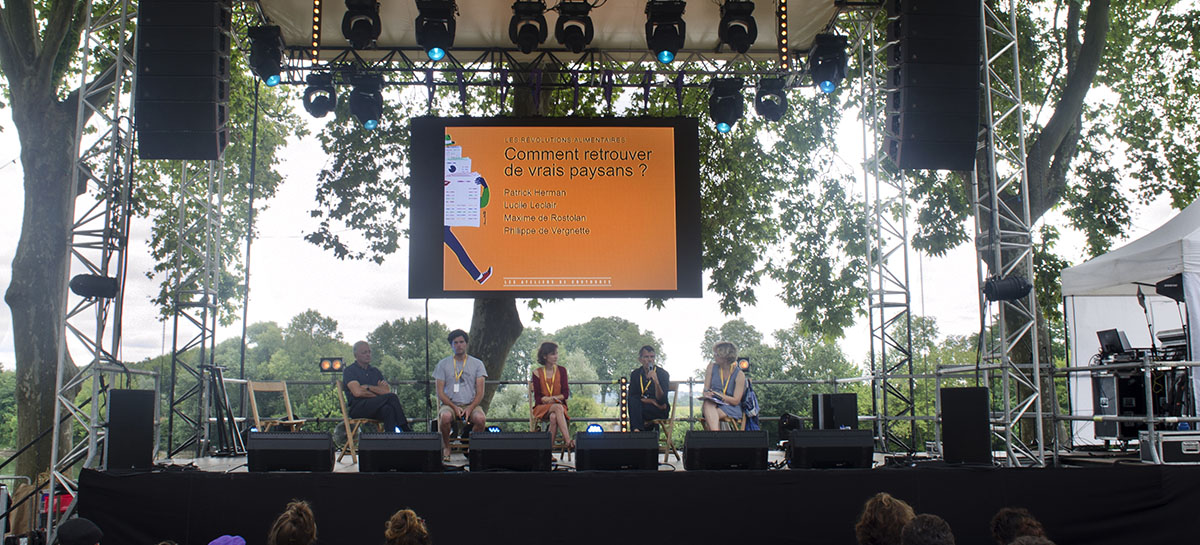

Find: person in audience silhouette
701;341;746;430
531;341;573;450
902;514;955;545
855;492;916;545
56;518;103;545
384;508;431;545
990;507;1047;545
343;341;412;432
1009;537;1055;545
267;500;317;545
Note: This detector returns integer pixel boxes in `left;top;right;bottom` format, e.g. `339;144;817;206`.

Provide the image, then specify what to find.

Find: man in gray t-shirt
434;328;489;457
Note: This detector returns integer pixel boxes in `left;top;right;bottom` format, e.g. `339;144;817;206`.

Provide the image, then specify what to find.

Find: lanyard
453;357;465;382
718;364;734;394
640;368;655;397
543;366;556;395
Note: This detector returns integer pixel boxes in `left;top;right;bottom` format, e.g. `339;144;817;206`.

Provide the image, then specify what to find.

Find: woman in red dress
531;341;573;450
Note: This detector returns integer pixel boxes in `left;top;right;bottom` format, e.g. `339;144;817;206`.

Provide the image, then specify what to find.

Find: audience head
854;492;915;545
990;507;1046;545
713;341;737;364
384;508;431;545
208;537;244;545
56;518;103;545
537;341;558;365
1009;537;1055;545
268;500;317;545
901;514;955;545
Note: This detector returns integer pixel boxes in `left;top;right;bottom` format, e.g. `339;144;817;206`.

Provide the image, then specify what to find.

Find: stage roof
258;0;842;63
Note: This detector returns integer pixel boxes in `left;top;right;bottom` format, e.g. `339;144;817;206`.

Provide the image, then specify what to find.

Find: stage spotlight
509;1;547;54
554;0;594;54
69;274;119;299
645;0;686;64
248;26;284;86
708;77;744;133
303;73;338;118
416;0;457;61
342;0;381;49
318;357;344;373
982;275;1032;302
586;423;604;433
737;356;750;372
487;425;502;433
718;1;757;54
809;33;847;93
754;77;788;121
349;74;384;129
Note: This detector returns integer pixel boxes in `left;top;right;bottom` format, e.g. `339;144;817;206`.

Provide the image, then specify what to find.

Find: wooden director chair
335;379;384;464
528;381;572;461
246;380;305;432
644;380;681;463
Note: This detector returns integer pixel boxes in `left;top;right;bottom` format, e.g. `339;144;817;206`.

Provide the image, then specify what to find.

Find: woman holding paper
701;341;746;431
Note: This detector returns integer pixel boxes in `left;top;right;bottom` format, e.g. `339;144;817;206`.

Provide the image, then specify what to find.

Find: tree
555;317;661;400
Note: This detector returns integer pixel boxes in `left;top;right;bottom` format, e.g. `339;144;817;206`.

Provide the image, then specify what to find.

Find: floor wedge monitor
469;432;553;471
683;430;768;470
247;431;334;472
574;431;659;471
788;429;873;469
358;432;444;472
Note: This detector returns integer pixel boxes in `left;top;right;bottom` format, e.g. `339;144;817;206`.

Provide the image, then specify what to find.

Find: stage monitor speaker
812;393;859;430
683;431;768;470
135;0;231;160
468;432;552;471
940;387;991;464
107;389;155;471
247;431;334;472
574;431;659;471
884;0;981;171
358;432;443;472
788;429;874;469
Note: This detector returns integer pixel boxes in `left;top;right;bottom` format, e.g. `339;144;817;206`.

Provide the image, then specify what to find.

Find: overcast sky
0;100;1178;379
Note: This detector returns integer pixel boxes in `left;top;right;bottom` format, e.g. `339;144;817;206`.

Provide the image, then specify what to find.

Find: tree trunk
3;87;80;479
469;298;523;410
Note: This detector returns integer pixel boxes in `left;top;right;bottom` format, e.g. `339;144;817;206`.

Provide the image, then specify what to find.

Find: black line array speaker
107;389;155;471
940;386;991;464
135;0;231;160
788;429;874;469
574;431;659;471
468;432;552;471
247;431;334;472
812;393;859;430
683;431;768;470
358;432;444;472
885;0;982;171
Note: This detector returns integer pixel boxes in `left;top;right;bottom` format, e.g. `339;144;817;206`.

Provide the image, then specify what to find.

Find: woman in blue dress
701;341;746;431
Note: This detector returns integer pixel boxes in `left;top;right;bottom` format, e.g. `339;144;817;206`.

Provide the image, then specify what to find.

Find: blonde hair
855;492;915;545
713;341;738;363
384;508;431;545
268;500;317;545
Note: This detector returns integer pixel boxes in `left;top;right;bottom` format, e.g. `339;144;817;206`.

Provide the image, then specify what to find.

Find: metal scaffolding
973;0;1045;467
46;0;138;536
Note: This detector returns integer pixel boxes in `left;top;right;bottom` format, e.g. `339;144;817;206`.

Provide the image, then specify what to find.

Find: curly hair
267;501;317;545
855;492;916;545
901;514;955;545
990;507;1046;544
384;509;431;545
537;341;558;365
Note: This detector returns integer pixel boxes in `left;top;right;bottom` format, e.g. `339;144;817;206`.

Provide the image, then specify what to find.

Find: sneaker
476;267;493;284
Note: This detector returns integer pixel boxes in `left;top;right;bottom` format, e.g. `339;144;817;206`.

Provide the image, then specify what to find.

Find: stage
76;454;1199;545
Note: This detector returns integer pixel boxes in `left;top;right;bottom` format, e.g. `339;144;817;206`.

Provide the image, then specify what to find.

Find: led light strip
777;0;790;70
311;0;322;61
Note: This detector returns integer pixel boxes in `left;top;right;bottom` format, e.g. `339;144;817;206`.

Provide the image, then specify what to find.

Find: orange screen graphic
442;126;677;291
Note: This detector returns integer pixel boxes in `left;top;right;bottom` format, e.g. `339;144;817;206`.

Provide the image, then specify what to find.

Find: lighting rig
718;0;757;54
415;0;457;61
645;0;686;64
509;1;548;54
754;76;788;121
342;0;382;49
709;77;744;133
348;73;384;129
303;73;338;118
554;0;594;54
808;33;848;93
248;25;285;86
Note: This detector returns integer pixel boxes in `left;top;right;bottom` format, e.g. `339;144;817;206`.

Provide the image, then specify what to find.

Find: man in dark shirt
628;345;670;431
343;341;412;432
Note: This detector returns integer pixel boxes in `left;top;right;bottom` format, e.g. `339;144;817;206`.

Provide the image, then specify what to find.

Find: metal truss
166;161;233;458
47;0;139;537
972;0;1045;467
853;6;917;455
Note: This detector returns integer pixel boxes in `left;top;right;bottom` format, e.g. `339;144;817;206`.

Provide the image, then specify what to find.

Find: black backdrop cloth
78;464;1200;545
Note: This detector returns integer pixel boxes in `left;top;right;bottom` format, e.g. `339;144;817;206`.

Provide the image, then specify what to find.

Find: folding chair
246;380;305;432
645;380;681;462
335;379;384;464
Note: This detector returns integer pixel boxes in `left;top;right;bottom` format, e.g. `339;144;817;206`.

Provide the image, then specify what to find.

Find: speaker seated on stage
435;329;489;459
901;514;956;545
629;345;670;431
854;492;915;545
701;341;746;431
531;341;574;451
343;341;412;433
385;508;431;545
268;500;316;545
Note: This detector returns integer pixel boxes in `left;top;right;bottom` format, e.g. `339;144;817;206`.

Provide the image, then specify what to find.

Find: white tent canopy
1061;199;1200;445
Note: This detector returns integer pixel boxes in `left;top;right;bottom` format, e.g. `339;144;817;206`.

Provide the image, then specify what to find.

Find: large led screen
409;117;702;298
